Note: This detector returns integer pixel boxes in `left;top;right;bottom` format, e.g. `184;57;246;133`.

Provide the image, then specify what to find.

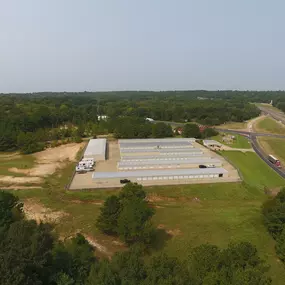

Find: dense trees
182;124;200;138
0;91;265;151
96;183;155;245
0;190;273;284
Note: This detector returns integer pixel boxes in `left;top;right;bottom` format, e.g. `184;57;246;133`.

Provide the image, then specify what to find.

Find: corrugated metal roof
203;140;222;146
121;153;205;160
118;158;221;167
93;168;228;179
118;138;195;144
120;148;201;153
120;141;193;149
84;139;106;157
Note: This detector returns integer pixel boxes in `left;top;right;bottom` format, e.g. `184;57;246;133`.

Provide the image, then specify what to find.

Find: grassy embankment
1;148;285;284
211;134;251;149
257;137;285;165
255;117;285;135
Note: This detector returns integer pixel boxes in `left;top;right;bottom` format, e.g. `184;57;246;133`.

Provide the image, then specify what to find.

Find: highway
153;117;285;179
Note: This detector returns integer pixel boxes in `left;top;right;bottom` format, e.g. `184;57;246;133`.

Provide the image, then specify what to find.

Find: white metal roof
121;153;205;160
93;168;228;179
118;138;195;144
203;140;222;146
118;158;221;167
119;141;193;149
84;139;106;157
120;148;201;154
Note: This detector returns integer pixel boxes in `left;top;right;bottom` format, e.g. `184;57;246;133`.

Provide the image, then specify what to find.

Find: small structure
84;138;106;161
203;140;222;149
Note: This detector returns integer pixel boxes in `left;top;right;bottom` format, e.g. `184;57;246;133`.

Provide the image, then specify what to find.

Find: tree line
0;92;261;152
0;184;273;285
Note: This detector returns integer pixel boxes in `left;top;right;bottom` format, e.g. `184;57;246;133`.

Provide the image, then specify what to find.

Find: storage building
118;138;195;144
117;158;222;170
121;153;205;161
203;140;222;148
119;141;193;150
84;138;106;161
93;168;228;182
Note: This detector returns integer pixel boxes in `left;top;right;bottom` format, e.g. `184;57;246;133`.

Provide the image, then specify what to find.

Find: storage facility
117;158;221;170
93;168;228;182
84;138;106;161
120;148;203;157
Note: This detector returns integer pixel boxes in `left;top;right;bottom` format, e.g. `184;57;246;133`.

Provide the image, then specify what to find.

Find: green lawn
221;151;285;188
255;117;285;135
212;133;251;149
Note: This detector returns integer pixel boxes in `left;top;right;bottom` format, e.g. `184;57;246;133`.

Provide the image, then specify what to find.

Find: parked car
199;165;207;168
120;179;130;184
206;164;216;168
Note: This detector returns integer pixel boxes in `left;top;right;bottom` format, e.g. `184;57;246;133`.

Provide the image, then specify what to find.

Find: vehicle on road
199;165;207;168
268;154;281;168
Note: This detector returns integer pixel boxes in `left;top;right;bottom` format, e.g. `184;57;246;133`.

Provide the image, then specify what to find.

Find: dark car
199;165;207;168
120;179;131;184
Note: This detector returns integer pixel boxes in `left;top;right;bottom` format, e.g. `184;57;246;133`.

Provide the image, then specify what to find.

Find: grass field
211;133;251;149
216;121;247;130
257;137;285;165
2;149;285;284
255;117;285;135
221;151;285;188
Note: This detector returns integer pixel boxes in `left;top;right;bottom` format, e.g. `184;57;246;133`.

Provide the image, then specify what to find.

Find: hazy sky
0;0;284;92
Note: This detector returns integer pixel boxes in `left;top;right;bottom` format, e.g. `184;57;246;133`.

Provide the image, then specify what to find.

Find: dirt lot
0;143;85;187
69;141;240;190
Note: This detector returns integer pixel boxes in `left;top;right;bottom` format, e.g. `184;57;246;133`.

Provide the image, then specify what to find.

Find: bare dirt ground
0;176;43;184
1;143;85;186
23;199;69;224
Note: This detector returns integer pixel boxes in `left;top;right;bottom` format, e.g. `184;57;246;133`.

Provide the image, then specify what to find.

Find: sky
0;0;285;93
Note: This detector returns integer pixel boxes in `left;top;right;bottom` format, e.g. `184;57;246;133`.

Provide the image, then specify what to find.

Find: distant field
212;133;251;149
221;151;285;188
255;117;285;135
257;137;285;165
216;121;247;130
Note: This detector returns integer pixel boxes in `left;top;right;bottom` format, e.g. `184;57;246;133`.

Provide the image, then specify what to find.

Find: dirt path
247;115;266;132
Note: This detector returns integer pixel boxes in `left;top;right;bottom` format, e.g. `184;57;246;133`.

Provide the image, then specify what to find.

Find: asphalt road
257;106;285;125
153;119;285;179
250;134;285;179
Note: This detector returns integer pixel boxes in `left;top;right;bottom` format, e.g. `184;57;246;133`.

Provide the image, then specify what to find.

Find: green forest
0;91;265;152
